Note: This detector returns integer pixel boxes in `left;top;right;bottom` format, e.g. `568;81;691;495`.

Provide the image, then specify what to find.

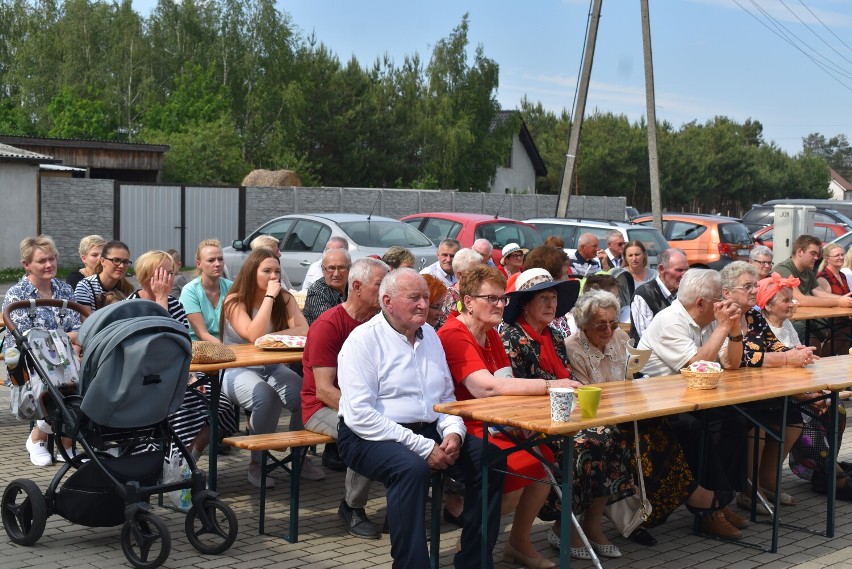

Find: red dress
438;315;552;493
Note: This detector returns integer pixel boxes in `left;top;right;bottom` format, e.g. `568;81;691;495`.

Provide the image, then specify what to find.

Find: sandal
685;489;735;515
760;488;797;506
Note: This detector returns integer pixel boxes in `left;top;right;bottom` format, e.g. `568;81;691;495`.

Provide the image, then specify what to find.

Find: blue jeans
338;420;504;569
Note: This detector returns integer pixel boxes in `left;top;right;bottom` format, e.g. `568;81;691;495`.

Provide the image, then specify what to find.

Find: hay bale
241;169;302;187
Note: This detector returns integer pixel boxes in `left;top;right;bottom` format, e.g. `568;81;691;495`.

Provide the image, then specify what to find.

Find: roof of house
0;142;60;165
830;168;852;191
493;110;548;177
0;135;168;153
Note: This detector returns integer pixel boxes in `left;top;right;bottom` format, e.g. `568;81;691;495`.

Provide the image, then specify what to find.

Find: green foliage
47;87;116;139
145;117;250;185
802;133;852;181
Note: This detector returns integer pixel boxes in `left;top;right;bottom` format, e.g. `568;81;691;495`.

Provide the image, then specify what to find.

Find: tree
47;87;116;140
802;133;852;181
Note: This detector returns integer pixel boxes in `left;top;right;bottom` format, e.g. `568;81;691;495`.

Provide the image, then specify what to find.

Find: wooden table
190;343;304;489
791;305;852;355
435;356;852;568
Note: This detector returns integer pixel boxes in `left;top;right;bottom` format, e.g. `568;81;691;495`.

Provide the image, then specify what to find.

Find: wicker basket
680;368;722;390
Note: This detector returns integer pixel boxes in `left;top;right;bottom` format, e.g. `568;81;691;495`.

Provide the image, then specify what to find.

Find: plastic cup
577;386;602;418
549;387;575;422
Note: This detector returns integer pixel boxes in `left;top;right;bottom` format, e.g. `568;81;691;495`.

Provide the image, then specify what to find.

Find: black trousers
338;420;505;569
670;408;749;492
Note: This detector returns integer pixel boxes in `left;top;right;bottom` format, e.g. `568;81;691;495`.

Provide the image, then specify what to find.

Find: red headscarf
755;272;800;309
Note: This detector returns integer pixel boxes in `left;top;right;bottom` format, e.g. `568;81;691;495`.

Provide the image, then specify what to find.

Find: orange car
633;213;754;270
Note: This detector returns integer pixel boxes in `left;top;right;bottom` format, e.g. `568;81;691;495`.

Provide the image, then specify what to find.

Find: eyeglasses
322;265;350;274
752;260;773;266
827;254;845;259
609;242;625;247
593;320;619;331
472;294;510;306
729;283;757;292
103;257;132;267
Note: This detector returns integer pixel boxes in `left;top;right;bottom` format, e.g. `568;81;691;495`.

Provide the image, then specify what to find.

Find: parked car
633;213;753;269
524;217;669;269
829;230;852;251
741;203;852;234
223;213;436;287
400;212;543;265
753;222;848;249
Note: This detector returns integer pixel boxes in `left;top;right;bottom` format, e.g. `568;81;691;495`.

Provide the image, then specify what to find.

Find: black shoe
338;501;380;539
322;443;346;472
628;527;657;546
443;507;463;528
812;470;852;500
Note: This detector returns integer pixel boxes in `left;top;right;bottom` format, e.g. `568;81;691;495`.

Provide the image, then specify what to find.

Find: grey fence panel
185;186;240;268
245;187;296;236
41;178;115;267
120;185;181;259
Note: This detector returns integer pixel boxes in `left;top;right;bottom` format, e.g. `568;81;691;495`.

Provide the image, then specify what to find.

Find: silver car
223;213;437;287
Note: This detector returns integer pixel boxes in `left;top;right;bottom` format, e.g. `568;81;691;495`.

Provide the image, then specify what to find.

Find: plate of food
255;334;307;350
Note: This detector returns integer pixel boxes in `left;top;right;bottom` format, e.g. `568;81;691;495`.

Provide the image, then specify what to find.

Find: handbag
191;341;236;364
604;421;653;537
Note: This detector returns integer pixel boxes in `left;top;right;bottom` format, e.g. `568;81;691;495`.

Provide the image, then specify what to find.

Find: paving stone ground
2;380;852;569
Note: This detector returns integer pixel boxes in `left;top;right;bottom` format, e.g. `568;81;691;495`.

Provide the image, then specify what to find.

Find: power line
797;0;852;54
778;0;852;70
732;0;852;92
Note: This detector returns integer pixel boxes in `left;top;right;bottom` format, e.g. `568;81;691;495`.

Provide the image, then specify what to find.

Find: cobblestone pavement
3;384;852;568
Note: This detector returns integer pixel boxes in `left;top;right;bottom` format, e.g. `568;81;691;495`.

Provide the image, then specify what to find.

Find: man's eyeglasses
593;320;619;331
103;257;132;267
609;242;625;247
472;294;510;306
322;265;350;274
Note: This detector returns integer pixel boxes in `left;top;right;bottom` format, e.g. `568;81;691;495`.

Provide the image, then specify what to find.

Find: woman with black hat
438;265;579;569
502;272;633;560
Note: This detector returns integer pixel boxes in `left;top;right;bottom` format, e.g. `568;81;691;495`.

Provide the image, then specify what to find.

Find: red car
401;212;543;265
753;222;847;249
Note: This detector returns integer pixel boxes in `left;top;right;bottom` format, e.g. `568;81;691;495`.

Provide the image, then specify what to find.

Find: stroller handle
4;299;91;339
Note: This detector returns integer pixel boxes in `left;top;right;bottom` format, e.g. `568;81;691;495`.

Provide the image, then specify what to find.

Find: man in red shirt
301;256;390;539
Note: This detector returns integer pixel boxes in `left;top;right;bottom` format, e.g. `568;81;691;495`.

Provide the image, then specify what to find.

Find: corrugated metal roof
0;142;59;163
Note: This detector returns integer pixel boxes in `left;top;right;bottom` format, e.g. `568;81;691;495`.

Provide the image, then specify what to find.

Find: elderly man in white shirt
420;238;461;287
301;236;349;291
337;268;504;569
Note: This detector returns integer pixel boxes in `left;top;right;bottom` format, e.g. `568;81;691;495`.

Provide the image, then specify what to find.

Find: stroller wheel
2;479;47;546
185;498;238;555
120;510;171;569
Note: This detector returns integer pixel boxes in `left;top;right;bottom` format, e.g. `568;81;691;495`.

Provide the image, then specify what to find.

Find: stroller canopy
78;300;192;428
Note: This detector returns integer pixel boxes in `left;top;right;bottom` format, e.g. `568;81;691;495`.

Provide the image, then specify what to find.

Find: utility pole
641;0;663;231
556;0;603;217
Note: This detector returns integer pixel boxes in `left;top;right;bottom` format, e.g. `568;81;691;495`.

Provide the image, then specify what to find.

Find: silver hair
658;248;687;267
719;261;757;290
348;257;390;288
749;245;772;261
677;269;721;307
472;238;493;255
452;248;483;274
577;232;599;248
326;236;349;250
323;248;352;266
605;230;624;244
572;289;620;330
378;267;423;308
438;238;461;251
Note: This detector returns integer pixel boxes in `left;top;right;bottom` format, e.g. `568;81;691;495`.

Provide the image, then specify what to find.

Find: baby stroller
1;299;238;569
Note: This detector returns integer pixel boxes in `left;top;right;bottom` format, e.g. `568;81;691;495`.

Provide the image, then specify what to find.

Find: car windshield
475;222;543;250
338;220;433;248
626;227;669;257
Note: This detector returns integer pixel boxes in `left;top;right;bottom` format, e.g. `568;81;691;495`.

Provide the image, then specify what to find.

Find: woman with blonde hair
66;235;105;289
222;248;323;486
180;239;232;342
817;242;850;296
5;236;83;466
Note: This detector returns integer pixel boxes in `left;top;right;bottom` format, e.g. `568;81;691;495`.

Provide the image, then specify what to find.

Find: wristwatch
727;334;743;342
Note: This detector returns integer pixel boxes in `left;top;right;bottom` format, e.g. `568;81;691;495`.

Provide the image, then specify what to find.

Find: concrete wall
0;163;40;268
490;134;537;194
40;178;114;266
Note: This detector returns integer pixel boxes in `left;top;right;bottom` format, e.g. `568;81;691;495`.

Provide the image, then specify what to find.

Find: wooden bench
223;430;334;543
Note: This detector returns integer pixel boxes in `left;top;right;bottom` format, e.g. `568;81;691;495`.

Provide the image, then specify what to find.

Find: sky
132;0;852;156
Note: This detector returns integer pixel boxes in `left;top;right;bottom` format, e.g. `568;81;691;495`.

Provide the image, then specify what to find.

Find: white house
489;111;547;195
830;168;852;200
0;143;59;268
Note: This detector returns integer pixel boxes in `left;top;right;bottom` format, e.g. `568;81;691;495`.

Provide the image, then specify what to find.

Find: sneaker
247;462;274;489
55;446;78;462
338;500;380;539
26;437;53;467
300;458;326;481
